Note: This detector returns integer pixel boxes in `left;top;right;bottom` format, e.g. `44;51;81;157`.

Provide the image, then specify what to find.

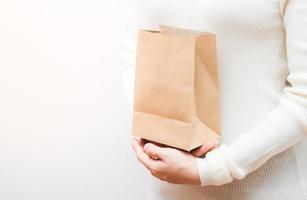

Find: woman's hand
131;136;219;185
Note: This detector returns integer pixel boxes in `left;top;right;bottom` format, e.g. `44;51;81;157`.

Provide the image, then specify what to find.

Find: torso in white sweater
120;0;307;199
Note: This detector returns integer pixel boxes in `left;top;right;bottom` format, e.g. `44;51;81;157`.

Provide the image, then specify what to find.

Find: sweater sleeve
196;0;307;186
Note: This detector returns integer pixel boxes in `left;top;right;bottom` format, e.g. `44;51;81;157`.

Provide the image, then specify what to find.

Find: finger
190;144;212;157
131;137;153;169
208;140;219;151
131;137;148;148
140;138;148;147
191;140;219;157
131;137;161;170
143;142;166;161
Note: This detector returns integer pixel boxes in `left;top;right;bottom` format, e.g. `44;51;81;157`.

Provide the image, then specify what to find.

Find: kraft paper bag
132;25;221;152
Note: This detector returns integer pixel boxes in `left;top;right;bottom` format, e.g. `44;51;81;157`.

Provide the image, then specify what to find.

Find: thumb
143;142;166;160
190;140;219;157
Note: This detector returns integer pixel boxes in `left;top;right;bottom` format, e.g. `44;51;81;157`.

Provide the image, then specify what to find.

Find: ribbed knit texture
120;0;307;199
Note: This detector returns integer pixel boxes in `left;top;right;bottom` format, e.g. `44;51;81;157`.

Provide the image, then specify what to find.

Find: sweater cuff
196;144;233;186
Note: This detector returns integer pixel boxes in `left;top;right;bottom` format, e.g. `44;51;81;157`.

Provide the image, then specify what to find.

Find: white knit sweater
120;0;307;199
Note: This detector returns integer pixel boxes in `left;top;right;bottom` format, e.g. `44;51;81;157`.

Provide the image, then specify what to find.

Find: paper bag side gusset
194;34;221;134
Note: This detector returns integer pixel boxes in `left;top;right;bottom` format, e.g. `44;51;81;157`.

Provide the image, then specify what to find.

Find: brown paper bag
132;25;221;152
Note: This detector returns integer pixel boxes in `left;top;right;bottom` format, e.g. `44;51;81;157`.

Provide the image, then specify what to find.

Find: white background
0;0;149;199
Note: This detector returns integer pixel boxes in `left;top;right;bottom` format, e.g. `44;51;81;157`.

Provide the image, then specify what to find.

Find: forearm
196;0;307;186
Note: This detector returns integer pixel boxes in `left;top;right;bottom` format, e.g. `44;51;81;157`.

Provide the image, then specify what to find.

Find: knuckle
160;174;168;181
150;167;168;181
143;143;151;153
150;167;163;176
158;164;167;172
166;179;175;184
150;168;159;175
150;170;158;177
135;154;142;162
151;165;162;173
